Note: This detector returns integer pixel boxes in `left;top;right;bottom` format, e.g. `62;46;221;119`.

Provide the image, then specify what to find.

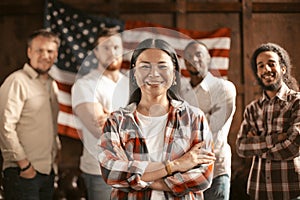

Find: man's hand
278;133;288;142
20;165;36;179
17;160;37;179
74;102;108;138
97;108;110;128
247;130;257;138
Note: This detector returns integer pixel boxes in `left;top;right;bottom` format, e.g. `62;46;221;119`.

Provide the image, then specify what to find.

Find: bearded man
71;26;129;200
236;43;300;200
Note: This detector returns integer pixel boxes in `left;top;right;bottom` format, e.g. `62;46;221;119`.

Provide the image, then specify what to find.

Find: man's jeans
3;167;55;200
81;172;112;200
204;174;230;200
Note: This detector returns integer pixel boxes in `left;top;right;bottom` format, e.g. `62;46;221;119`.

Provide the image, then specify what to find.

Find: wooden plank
109;0;120;18
253;2;300;13
242;0;255;106
175;0;187;28
1;2;300;16
74;2;177;14
186;2;241;13
0;4;43;16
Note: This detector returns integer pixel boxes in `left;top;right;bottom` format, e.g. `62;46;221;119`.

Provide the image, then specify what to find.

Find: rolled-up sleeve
98;115;151;192
164;163;213;196
163;111;214;196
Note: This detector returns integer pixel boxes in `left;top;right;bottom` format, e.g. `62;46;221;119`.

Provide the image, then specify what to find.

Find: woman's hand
171;142;215;173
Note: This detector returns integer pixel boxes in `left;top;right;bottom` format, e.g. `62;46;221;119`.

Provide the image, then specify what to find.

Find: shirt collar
23;63;39;79
121;99;185;114
199;72;213;91
261;82;290;103
91;69;124;81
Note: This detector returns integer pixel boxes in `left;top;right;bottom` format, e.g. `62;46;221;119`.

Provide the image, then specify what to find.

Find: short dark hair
184;40;209;53
250;42;298;91
184;40;211;69
94;25;122;47
27;29;60;48
128;38;182;104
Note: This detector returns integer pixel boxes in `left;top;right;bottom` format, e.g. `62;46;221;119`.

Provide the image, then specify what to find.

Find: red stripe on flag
174;49;229;58
181;69;228;77
125;20;231;39
209;49;229;57
210;69;228;77
59;103;73;114
58;124;82;140
56;81;72;93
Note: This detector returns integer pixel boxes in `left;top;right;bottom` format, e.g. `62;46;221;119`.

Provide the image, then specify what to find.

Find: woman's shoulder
110;103;136;117
171;100;205;116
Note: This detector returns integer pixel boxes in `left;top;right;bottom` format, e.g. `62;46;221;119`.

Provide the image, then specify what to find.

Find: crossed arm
236;101;300;161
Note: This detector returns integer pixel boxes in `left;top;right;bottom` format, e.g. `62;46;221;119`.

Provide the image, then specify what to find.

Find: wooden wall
0;0;299;199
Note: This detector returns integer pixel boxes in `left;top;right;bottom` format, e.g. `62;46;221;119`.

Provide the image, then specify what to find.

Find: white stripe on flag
123;30;230;50
197;38;231;50
58;111;82;130
210;58;230;70
57;90;72;106
49;65;77;85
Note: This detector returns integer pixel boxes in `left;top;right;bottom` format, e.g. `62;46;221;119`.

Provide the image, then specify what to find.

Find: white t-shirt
136;112;168;200
72;69;129;175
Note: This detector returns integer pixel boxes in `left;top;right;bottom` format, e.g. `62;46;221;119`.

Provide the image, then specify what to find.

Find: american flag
44;0;231;139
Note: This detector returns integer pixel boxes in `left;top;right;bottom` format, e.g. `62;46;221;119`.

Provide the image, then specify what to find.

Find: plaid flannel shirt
236;83;300;200
98;100;214;200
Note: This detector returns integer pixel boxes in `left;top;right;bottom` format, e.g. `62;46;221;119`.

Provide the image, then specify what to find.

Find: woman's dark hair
250;42;299;91
128;38;182;104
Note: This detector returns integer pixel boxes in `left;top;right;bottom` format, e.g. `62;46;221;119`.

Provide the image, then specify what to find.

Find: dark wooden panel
1;2;300;15
253;2;300;13
186;2;241;13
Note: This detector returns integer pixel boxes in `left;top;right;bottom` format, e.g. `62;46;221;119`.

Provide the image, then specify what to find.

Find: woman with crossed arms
98;38;215;200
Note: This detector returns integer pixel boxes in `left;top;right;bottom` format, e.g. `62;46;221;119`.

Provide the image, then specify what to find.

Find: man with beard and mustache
71;26;129;200
236;43;300;200
180;41;236;200
0;29;61;200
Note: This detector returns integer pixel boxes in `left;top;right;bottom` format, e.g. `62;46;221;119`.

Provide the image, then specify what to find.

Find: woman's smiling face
134;48;175;97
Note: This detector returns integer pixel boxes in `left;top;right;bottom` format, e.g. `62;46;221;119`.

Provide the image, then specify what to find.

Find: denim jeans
204;174;230;200
3;167;55;200
81;172;112;200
